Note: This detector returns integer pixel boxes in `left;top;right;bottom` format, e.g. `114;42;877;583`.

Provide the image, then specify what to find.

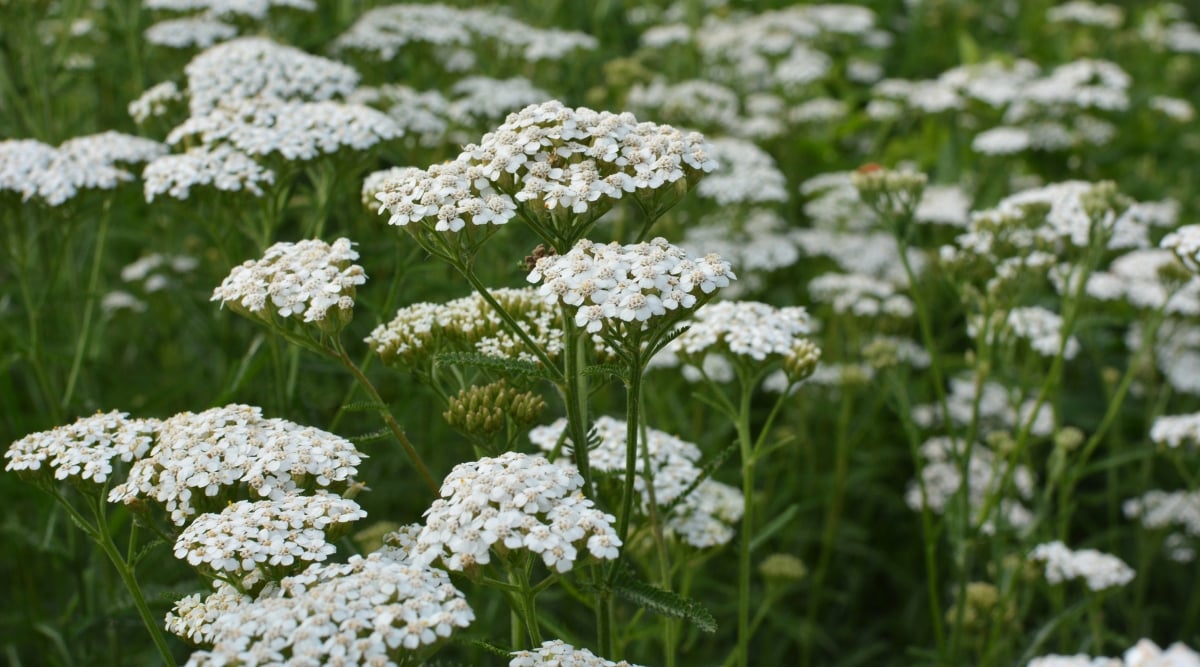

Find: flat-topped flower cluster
212;237;366;326
412;452;621;573
375;100;717;237
527;237;734;334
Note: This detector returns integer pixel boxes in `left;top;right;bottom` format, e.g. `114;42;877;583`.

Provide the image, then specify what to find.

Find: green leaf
581;363;626;382
612;565;717;633
340;401;390;413
750;504;799;553
433;352;553;381
349;427;392;444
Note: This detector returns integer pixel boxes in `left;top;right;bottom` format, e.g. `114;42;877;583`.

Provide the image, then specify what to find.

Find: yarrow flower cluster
365;287;562;366
0;133;167;206
1123;489;1200;562
1161;224;1200;272
662;300;813;363
906;437;1035;535
510;640;645;667
969;306;1081;360
173;549;474;665
527;237;734;335
335;4;596;64
212;237;366;326
529;416;745;548
167;99;401;162
1029;540;1135;591
183;37;359;115
1028;639;1200;667
412;452;621;573
5;411;159;486
1149;413;1200;449
109;404;365;525
142;144;276;201
375;101;718;239
172;491;366;580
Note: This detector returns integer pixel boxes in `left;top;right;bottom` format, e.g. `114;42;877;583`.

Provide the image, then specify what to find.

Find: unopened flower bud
784;339;822;382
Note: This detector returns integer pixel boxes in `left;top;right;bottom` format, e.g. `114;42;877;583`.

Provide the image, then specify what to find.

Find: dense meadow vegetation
5;0;1200;665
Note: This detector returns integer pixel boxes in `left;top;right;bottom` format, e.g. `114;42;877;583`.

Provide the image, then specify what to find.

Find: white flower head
175;549;473;663
510;639;646;667
1029;540;1135;591
527;237;734;335
172;491;367;582
5;411;159;486
212;237;366;326
413;452;621;573
109;404;365;526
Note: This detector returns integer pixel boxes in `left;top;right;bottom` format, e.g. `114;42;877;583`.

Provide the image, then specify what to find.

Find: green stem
61;202;111;411
332;342;438;496
51;490;177;666
734;377;755;667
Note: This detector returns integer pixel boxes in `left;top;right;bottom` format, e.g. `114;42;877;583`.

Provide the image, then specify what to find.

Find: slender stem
734;376;755;667
561;315;594;495
61;202;111;411
51;490;177;666
332;342;438;496
458;266;564;382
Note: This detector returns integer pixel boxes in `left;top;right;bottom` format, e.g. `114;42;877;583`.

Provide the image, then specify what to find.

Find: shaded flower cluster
365;287;562;366
510;639;645;667
1029;540;1135;591
529;416;744;549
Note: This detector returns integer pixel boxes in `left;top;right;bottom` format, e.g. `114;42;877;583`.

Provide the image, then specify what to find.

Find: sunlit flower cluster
413;452;621;573
212;237;366;325
1029;540;1135;591
172;491;366;578
969;306;1081;360
5;411;159;485
528;237;734;334
177;549;474;665
110;404;365;525
376;100;717;237
529;416;744;548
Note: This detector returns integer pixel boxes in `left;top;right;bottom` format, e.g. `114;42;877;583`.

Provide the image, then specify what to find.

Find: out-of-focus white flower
129;81;183;124
1046;1;1124;28
695;137;787;206
143;144;275;201
184;37;359;116
906;436;1035;535
144;17;237;49
335;4;595;63
0;132;167;206
529;416;744;548
1029;540;1135;591
145;0;316;20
